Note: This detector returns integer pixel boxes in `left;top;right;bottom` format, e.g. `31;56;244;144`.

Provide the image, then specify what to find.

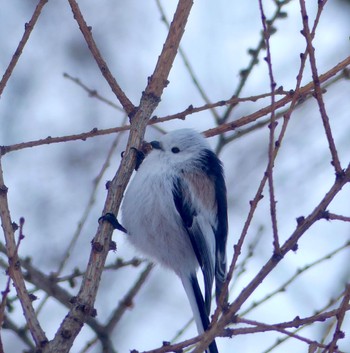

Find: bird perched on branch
121;129;228;353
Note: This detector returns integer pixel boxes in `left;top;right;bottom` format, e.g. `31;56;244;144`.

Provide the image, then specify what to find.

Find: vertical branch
0;0;48;97
259;0;280;254
0;273;11;353
44;1;194;352
327;284;350;353
299;0;342;176
0;158;47;348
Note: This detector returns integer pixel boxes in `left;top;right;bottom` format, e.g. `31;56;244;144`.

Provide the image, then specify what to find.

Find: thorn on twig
321;210;330;220
249;194;264;206
272;250;283;262
337;330;345;339
276;85;284;94
91;240;103;253
29;293;38;302
292;243;299;252
268;121;278;129
0;184;8;194
296;216;305;226
109;241;117;252
223;328;234;338
105;180;111;190
335;168;346;181
12;222;19;231
61;329;72;339
75;302;97;317
293;315;301;328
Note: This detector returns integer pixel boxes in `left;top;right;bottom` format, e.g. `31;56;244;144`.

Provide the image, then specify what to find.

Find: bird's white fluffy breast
121;152;198;275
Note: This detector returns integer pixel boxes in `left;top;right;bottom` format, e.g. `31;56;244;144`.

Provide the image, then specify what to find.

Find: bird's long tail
181;274;218;353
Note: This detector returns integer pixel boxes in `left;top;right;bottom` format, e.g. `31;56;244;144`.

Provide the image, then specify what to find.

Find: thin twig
63;73;125;112
0;91;282;155
192;163;350;353
299;0;342;176
0;0;48;97
224;68;350;144
0;273;11;352
326;284;350;353
235;317;344;352
35;124;128;318
241;239;350;316
155;0;221;123
261;289;347;353
205;55;350;138
0;158;47;348
67;0;135;116
325;213;350;222
2;54;350;156
259;0;280;254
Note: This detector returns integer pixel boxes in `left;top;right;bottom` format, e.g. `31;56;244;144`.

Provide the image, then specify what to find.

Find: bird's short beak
150;140;162;150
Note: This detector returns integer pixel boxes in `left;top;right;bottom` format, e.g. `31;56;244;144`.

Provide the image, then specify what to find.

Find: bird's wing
172;172;216;314
198;149;228;301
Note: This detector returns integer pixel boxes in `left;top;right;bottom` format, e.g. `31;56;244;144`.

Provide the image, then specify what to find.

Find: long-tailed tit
121;129;228;353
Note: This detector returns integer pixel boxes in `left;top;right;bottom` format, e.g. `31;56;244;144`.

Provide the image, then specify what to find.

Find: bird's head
150;129;210;166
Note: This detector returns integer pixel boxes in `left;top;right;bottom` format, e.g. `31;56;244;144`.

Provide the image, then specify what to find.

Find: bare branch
193;164;350;353
258;0;280;254
2;53;349;156
0;159;47;347
63;73;125;112
67;0;135;116
326;284;350;353
299;0;342;175
43;1;194;352
0;0;48;97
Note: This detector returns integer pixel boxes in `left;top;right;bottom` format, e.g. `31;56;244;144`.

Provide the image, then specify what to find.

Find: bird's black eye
171;147;180;154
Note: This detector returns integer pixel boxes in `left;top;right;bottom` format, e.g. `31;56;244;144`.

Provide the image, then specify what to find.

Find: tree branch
43;1;194;351
0;0;48;97
67;0;135;116
0;159;47;347
193;163;350;353
299;0;342;175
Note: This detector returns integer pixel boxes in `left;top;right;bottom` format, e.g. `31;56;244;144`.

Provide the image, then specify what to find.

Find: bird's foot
99;213;127;233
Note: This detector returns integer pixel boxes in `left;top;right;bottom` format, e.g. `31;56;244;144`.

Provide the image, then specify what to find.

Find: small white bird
121;129;228;353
